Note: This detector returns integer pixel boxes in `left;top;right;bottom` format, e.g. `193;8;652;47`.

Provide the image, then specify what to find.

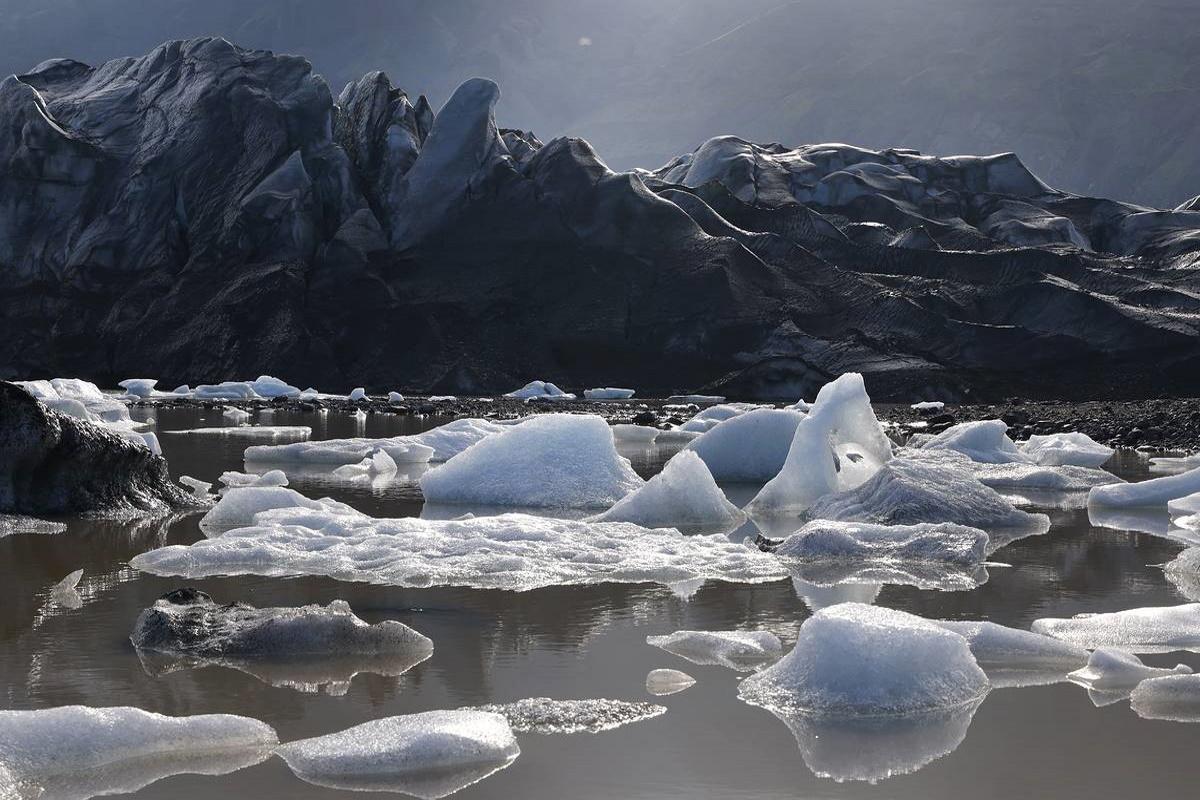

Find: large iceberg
682;408;805;482
0;706;277;799
1067;647;1191;692
748;374;894;514
1021;432;1114;467
504;380;575;400
419;414;644;508
645;629;782;671
1130;674;1200;722
1032;603;1200;652
588;451;743;530
739;603;989;716
275;709;519;797
130;508;788;591
1089;466;1200;508
772;520;989;566
470;697;666;734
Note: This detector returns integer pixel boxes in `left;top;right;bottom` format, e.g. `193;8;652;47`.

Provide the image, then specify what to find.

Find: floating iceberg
772;520;989;566
749;374;893;514
583;387;636;400
198;486;357;531
118;378;158;398
49;568;84;610
471;698;666;734
1089;466;1200;508
1169;492;1200;518
1032;603;1200;652
1021;432;1113;467
219;470;288;489
676;402;758;433
275;710;519;797
248;375;301;398
611;423;659;444
222;406;251;424
411;418;507;460
740;604;989;716
933;620;1087;687
919;420;1029;464
646;629;782;671
1130;674;1200;722
667;394;725;404
192;382;263;400
0;514;67;537
419;414;643;508
16;377;136;428
1163;547;1200;601
1150;452;1200;474
646;669;696;696
0;706;277;800
332;450;399;479
683;408;805;482
968;460;1122;491
245;436;434;466
785;561;986;594
504;380;575;400
589;451;743;530
167;425;312;440
1067;647;1191;692
388;391;405;403
131;509;788;591
910;401;944;411
178;475;214;501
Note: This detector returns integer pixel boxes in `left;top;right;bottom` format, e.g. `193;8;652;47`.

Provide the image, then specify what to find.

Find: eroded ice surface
646;669;696;696
1032;604;1200;652
933;620;1087;687
331;450;399;479
739;604;989;716
683;408;805;482
645;629;782;671
677;402;758;433
419;414;643;508
198;486;357;531
471;698;666;734
589;450;743;530
1130;674;1200;722
918;420;1030;464
1021;432;1114;467
131;509;788;591
275;709;519;797
219;470;288;490
772;521;989;566
1067;648;1191;692
1089;466;1200;508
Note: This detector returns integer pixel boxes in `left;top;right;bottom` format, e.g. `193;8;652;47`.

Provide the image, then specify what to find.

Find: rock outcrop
1;38;1199;400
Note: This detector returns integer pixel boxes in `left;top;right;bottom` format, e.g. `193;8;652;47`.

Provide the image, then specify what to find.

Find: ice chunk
471;698;666;734
1067;647;1191;693
801;456;1050;534
349;387;367;401
428;395;458;402
910;401;944;411
667;394;725;404
739;603;989;716
1150;452;1200;474
919;420;1030;464
772;520;988;566
1089;466;1200;508
193;382;263;400
118;378;157;398
198;486;357;531
1130;674;1200;722
646;629;782;671
167;425;312;440
1169;492;1200;518
1163;547;1200;601
969;460;1122;491
0;706;277;799
332;450;399;479
1021;432;1113;467
179;475;214;501
504;380;575;400
275;709;519;797
677;402;758;433
588;450;743;530
131;509;788;591
49;568;84;610
219;469;288;489
419;414;644;508
683;408;805;481
245;436;434;465
611;424;659;444
646;669;696;696
749;373;893;514
388;391;405;403
1032;603;1200;652
583;387;636;400
412;418;506;460
249;375;300;398
222;406;251;425
933;620;1088;687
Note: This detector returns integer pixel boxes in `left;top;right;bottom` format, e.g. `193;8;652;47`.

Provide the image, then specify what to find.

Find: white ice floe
772;520;989;566
388;391;405;404
349;387;367;401
219;470;288;489
167;426;312;441
933;620;1087;688
471;698;666;734
676;402;759;433
968;460;1122;492
739;603;989;716
1032;603;1200;652
198;486;356;531
1168;493;1200;531
411;418;507;460
248;375;301;398
1089;466;1200;508
275;709;519;797
222;406;251;425
910;401;944;412
419;414;643;508
332;450;399;479
588;451;743;530
1067;648;1191;692
131;509;788;591
646;669;696;696
49;569;84;610
583;387;635;400
179;476;214;501
749;374;893;514
683;408;805;482
504;380;575;400
428;395;458;402
1021;432;1113;467
118;378;157;398
611;424;659;444
245;436;433;466
667;394;725;404
0;706;277;800
1164;547;1200;601
918;420;1030;464
646;629;782;671
192;382;263;400
1130;674;1200;722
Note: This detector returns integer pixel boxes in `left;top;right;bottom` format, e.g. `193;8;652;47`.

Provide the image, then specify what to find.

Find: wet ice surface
3;411;1200;799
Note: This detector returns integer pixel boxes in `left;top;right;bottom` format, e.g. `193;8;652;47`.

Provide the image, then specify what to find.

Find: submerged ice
645;629;783;671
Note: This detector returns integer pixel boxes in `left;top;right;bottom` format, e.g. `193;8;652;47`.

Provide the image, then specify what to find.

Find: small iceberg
583;387;635;400
1164;547;1200;601
682;408;805;482
166;425;312;440
1130;674;1200;722
1067;647;1191;692
332;450;399;479
770;520;989;566
588;450;743;530
1021;432;1113;467
504;380;575;400
646;669;696;696
646;629;782;671
933;620;1087;688
49;569;84;610
1032;603;1200;652
918;420;1029;464
470;697;666;734
219;469;288;490
677;402;758;433
198;486;357;531
1089;466;1200;508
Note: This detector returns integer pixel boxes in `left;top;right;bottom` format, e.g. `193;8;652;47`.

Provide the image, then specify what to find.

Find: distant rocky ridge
2;38;1199;401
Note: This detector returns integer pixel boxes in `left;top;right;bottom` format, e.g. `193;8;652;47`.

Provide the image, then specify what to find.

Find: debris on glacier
932;620;1088;688
1089;466;1200;508
470;697;666;734
419;414;644;508
646;629;782;671
504;380;575;400
667;395;725;404
1130;674;1200;722
1021;432;1114;467
1032;603;1200;652
1067;647;1191;693
275;709;519;797
682;408;805;482
588;451;743;530
646;669;696;696
583;387;636;400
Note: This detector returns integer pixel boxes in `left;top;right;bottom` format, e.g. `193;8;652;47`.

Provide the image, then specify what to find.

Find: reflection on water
1;408;1199;798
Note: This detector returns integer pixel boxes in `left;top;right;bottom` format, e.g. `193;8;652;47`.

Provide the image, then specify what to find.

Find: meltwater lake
3;405;1199;800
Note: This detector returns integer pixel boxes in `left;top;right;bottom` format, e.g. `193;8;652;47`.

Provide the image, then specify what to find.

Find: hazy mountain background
2;0;1198;207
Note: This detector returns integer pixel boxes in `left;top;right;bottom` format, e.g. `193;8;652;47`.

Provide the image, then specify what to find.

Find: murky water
3;407;1199;799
